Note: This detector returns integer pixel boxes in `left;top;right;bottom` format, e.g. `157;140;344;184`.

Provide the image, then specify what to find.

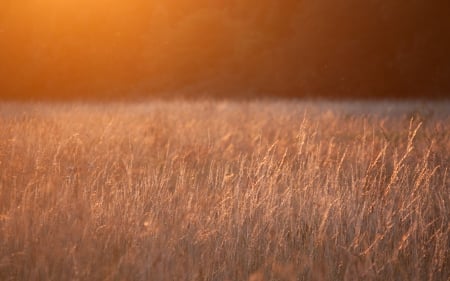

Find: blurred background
1;0;449;100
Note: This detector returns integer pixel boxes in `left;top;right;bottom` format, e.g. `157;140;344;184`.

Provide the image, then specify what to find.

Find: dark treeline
1;0;449;100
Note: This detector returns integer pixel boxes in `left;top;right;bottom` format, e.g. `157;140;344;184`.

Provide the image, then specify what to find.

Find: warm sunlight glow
0;1;449;279
1;0;449;99
1;1;155;97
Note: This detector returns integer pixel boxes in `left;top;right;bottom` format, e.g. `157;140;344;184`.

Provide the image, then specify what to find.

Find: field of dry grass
0;100;449;281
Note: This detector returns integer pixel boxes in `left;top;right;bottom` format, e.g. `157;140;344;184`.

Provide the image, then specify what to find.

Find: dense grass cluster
0;101;449;280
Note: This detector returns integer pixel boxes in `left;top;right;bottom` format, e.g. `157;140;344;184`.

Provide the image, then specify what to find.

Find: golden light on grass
0;101;449;280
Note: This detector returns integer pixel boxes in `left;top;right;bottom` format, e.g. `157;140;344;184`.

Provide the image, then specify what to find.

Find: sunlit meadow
0;101;449;280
